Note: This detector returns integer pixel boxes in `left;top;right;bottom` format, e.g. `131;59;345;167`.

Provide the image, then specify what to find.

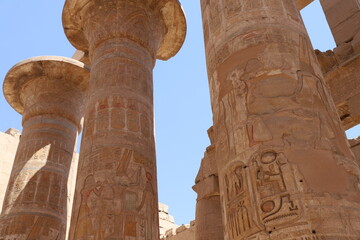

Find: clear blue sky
0;0;359;225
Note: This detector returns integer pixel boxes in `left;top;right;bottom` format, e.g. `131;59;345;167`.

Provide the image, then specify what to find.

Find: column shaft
0;57;88;240
70;38;158;240
200;0;360;239
0;116;77;239
62;1;186;239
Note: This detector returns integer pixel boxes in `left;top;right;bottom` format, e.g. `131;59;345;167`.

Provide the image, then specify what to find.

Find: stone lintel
62;0;186;61
3;56;89;115
297;0;314;10
320;0;360;46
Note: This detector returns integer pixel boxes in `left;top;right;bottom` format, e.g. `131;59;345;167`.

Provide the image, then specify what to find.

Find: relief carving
72;148;156;240
208;1;222;35
223;163;254;239
250;151;302;227
218;68;249;160
224;0;242;18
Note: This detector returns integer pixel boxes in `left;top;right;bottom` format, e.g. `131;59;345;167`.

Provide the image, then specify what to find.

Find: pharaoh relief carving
219;68;249;159
72;148;156;240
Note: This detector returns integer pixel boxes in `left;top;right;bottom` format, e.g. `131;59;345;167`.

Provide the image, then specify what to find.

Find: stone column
201;0;360;239
193;149;224;239
0;57;89;239
193;126;224;240
62;1;186;239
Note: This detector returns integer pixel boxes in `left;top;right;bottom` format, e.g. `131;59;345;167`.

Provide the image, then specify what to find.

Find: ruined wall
159;203;179;238
161;222;196;240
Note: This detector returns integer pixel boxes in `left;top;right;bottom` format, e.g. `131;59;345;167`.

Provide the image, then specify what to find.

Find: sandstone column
62;1;186;239
193;127;224;240
0;56;89;239
193;126;224;240
201;0;360;239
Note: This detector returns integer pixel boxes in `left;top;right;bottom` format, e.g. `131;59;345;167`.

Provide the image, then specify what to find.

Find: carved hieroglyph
200;0;360;239
62;1;186;239
0;57;89;240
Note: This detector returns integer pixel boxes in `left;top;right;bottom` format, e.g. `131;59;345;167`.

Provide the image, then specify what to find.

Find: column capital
3;56;89;129
62;0;186;60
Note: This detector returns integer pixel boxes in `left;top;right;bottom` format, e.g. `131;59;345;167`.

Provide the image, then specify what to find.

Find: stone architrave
316;0;360;129
200;0;360;239
0;57;89;239
62;1;186;239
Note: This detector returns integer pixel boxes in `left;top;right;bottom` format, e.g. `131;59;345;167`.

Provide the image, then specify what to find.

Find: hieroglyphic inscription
251;151;302;227
0;215;65;240
224;163;253;239
84;96;152;141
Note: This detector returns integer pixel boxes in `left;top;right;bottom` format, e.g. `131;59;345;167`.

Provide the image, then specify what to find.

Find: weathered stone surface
0;128;178;240
193;131;224;240
320;0;360;46
162;223;195;240
62;1;186;239
296;0;314;10
0;56;89;240
350;137;360;167
0;129;79;240
316;50;360;129
62;0;186;61
0;130;20;212
316;1;360;130
200;0;360;239
159;203;178;239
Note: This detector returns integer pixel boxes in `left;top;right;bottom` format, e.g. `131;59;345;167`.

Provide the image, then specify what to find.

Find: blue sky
0;0;359;225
